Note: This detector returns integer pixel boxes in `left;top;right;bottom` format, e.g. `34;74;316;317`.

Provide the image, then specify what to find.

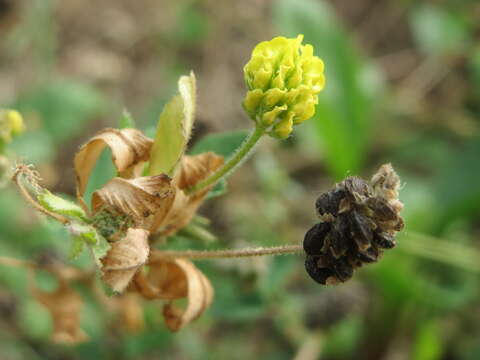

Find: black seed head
304;222;330;255
315;189;345;216
305;255;336;285
303;164;404;285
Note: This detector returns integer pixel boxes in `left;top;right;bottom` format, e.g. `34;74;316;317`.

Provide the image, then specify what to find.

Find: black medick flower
304;164;404;285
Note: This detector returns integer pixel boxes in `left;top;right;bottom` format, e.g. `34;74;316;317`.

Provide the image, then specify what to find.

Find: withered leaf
92;174;175;230
31;278;87;344
101;228;150;293
138;253;213;331
74;128;153;205
118;293;145;333
155;152;223;235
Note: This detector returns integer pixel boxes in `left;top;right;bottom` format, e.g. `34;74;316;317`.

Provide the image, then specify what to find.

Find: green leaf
274;0;383;179
149;72;196;176
68;223;111;264
190;130;249;157
119;109;136;129
37;190;87;222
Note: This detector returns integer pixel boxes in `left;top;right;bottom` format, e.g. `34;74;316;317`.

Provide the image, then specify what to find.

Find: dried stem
150;244;303;262
12;165;70;225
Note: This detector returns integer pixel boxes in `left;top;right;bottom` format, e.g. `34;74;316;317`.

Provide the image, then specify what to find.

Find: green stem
186;125;266;195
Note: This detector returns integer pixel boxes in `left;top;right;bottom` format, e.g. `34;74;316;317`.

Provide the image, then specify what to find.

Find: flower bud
243;35;325;138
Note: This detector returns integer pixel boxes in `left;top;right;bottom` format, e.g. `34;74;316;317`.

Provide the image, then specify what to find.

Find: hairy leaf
149;72;196;176
38;190;87;222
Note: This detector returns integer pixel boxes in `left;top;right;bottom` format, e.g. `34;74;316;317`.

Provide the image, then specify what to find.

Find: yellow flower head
243;35;325;138
0;109;25;144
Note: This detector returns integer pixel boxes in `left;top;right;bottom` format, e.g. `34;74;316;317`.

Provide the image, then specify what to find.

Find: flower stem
185;125;266;195
150;244;303;262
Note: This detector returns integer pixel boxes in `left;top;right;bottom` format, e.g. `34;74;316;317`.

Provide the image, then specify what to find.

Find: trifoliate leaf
38;190;87;222
149;72;196;176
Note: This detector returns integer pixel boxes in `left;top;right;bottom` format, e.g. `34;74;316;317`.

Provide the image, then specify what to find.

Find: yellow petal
272;112;295;139
262;104;287;126
243;89;264;114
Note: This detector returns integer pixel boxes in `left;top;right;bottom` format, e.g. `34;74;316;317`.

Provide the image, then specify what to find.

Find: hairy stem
150;244;303;262
185;125;265;195
12;168;70;225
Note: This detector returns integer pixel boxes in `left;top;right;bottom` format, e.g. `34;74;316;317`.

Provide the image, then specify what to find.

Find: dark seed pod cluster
304;164;404;285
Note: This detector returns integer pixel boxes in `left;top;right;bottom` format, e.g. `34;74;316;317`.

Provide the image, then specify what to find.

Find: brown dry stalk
150;244;303;262
12;164;70;225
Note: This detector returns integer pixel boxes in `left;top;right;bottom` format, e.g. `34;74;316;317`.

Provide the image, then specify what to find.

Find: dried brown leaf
31;278;87;344
154;152;223;235
74;128;153;205
118;293;144;333
162;258;213;331
136;253;213;331
92;175;175;230
174;152;224;195
101;228;150;292
133;259;188;300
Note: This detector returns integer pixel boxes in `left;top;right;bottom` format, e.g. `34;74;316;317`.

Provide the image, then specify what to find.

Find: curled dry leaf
136;253;214;331
101;228;150;292
92;174;175;230
118;293;145;333
156;152;224;235
31;277;87;344
74;128;153;207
